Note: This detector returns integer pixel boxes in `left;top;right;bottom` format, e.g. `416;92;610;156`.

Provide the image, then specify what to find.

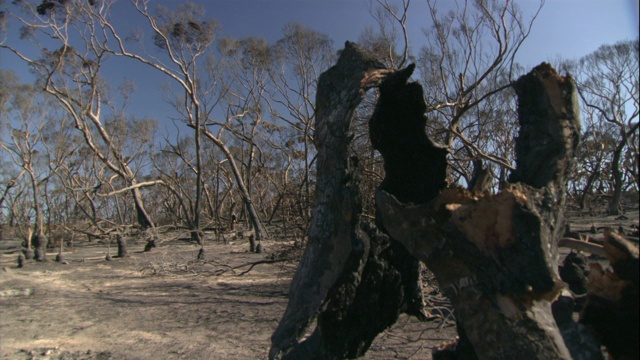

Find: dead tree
375;63;583;358
116;234;128;258
270;42;625;359
269;42;430;360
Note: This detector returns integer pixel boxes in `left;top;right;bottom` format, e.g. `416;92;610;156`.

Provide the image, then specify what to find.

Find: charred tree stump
191;230;204;247
23;247;34;260
17;253;25;268
116;234;128;258
269;42;428;360
249;234;256;253
143;239;157;252
375;63;585;359
32;234;48;262
56;232;65;263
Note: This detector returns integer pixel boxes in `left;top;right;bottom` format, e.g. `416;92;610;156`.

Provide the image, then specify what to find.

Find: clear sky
1;0;638;128
135;0;639;65
154;0;639;66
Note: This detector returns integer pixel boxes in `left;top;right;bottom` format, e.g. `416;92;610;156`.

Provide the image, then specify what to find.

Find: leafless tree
567;39;639;214
267;23;335;229
565;102;618;210
416;0;543;185
215;35;276;244
123;1;271;244
0;0;158;236
360;0;411;69
0;74;77;260
55;147;107;236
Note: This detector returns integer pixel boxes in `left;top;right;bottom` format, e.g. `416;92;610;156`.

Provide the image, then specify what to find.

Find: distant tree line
0;0;637;251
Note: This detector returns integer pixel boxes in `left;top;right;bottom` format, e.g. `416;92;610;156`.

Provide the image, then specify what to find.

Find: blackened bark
509;63;580;190
369;63;448;204
468;160;493;194
375;63;584;359
270;41;377;359
132;187;157;252
270;42;424;360
143;239;156;252
607;140;624;215
116;234;127;258
17;253;25;268
191;230;204;247
32;233;48;262
552;293;604;360
249;234;256;253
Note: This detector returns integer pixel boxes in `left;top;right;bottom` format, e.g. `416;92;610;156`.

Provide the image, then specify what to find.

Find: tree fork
376;63;584;358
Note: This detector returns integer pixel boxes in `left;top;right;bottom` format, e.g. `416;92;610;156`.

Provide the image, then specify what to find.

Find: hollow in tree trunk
375;63;586;359
269;42;428;360
269;47;616;359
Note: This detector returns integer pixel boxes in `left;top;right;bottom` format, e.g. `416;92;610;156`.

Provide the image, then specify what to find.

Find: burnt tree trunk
269;42;428;360
376;63;584;359
249;234;256;253
581;229;639;359
24;227;34;260
116;234;127;258
32;233;48;262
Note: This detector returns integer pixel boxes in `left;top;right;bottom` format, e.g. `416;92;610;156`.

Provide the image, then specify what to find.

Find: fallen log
558;238;605;257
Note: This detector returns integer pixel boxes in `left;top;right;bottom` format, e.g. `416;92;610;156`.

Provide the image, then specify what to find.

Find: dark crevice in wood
376;63;585;359
270;42;424;360
270;43;638;359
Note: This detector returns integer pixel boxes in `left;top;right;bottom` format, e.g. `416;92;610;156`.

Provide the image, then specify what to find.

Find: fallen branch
234;259;289;276
212;258;289;276
96;180;165;197
558;237;605;257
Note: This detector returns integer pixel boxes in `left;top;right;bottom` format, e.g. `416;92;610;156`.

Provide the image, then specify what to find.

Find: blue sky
4;0;638;72
166;0;639;66
135;0;639;65
1;0;638;130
